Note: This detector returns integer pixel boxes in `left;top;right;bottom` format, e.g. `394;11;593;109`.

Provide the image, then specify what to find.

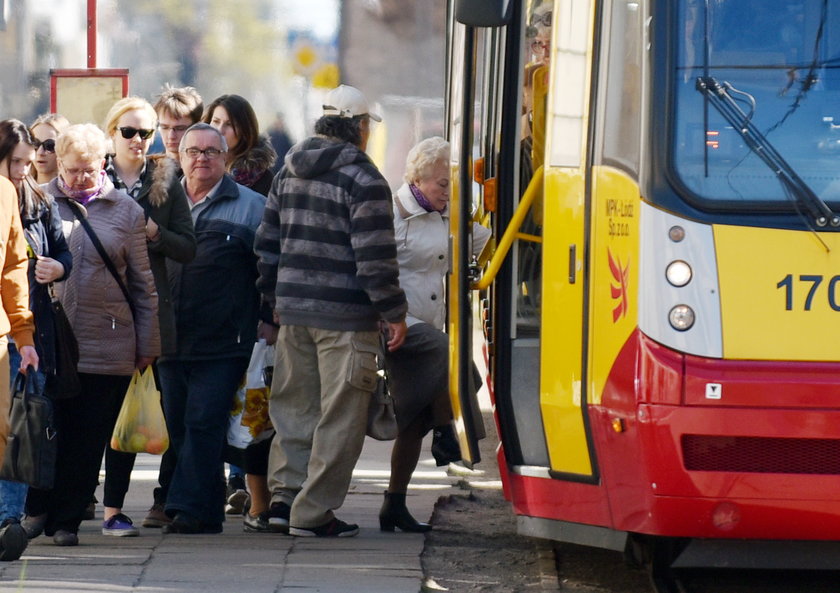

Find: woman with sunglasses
96;97;197;536
29;114;70;184
0;119;72;556
203;94;276;196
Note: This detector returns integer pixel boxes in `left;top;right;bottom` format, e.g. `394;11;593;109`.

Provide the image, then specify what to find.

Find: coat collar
394;183;448;221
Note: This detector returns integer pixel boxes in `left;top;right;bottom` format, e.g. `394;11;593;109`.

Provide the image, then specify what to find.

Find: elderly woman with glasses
97;96;196;535
29;114;70;184
22;123;160;547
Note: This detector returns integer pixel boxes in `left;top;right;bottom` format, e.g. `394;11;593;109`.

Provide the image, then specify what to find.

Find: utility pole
87;0;97;67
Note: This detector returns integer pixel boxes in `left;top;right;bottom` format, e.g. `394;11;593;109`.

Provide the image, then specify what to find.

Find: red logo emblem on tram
608;249;630;322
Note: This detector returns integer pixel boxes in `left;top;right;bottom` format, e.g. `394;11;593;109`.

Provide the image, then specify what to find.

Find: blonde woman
22;124;160;547
100;96;196;533
29;114;70;184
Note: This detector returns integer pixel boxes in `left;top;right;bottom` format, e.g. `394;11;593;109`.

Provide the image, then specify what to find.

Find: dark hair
202;94;260;170
0;119;49;211
314;115;365;147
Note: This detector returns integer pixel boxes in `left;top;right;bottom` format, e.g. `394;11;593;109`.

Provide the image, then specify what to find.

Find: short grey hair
178;122;228;153
404;136;449;184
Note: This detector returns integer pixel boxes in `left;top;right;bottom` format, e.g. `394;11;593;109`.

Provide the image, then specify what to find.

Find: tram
445;0;840;576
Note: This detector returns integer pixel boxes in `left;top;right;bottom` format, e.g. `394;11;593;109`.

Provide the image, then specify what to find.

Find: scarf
57;170;108;205
232;166;264;189
409;183;442;213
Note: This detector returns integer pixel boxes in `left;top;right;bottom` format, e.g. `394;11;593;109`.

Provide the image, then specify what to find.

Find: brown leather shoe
142;504;172;528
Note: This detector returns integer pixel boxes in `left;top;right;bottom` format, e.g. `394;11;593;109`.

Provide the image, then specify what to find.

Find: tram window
672;0;840;208
601;0;643;175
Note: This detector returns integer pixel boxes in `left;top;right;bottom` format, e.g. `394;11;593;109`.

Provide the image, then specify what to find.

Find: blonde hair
404;136;450;184
56;123;108;162
30;113;70;136
103;96;158;137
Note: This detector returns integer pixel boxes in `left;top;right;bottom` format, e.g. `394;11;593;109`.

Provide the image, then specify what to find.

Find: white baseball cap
322;85;382;122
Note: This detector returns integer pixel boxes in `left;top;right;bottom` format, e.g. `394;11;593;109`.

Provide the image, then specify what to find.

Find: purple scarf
232;166;264;189
58;170;108;205
409;183;443;213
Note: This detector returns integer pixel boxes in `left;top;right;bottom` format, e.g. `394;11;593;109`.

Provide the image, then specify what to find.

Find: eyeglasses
531;39;549;55
119;127;155;140
33;138;56;153
61;166;99;179
181;147;225;159
159;124;191;133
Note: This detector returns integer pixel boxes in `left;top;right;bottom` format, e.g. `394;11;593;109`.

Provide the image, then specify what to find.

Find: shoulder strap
66;200;136;318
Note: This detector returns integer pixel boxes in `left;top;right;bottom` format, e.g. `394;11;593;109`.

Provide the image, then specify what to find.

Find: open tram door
446;0;599;492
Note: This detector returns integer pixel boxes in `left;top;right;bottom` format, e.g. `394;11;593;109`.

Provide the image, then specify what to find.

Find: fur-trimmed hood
146;154;180;208
104;154;180;209
230;134;277;175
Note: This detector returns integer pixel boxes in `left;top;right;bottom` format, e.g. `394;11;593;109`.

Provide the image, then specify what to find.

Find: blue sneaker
102;513;139;537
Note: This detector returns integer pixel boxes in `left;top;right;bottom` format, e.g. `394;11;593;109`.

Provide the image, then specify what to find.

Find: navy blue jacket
163;175;265;361
21;187;73;375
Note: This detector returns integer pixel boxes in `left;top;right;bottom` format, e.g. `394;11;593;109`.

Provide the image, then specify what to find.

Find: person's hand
18;345;39;372
34;256;64;284
384;320;408;352
146;218;161;241
257;321;279;346
135;356;156;371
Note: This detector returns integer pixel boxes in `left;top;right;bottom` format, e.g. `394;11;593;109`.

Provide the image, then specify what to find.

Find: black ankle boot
431;424;461;466
379;492;432;533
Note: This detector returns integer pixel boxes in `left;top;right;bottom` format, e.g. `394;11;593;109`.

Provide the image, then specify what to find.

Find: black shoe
162;512;222;535
431;424;461;466
243;512;272;533
0;519;28;561
289;517;359;538
267;501;291;534
379;491;431;533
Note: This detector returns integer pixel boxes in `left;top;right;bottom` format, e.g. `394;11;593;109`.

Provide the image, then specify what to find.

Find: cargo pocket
347;334;380;393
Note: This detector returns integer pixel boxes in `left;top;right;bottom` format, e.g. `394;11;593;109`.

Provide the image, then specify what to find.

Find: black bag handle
66;200;136;319
12;365;41;400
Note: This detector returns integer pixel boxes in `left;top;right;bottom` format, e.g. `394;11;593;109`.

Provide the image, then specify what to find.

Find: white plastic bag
227;340;275;450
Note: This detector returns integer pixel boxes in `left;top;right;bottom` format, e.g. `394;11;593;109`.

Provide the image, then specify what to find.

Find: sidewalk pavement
0;436;500;593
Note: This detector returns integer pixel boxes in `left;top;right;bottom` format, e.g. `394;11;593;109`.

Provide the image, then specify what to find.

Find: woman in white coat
380;137;490;532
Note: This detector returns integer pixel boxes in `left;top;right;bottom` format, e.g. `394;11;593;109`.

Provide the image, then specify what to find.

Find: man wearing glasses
157;123;266;534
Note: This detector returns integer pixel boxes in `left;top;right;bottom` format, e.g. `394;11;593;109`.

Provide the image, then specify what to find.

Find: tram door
448;0;596;478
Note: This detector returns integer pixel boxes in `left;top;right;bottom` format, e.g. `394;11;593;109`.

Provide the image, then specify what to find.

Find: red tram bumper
500;330;840;542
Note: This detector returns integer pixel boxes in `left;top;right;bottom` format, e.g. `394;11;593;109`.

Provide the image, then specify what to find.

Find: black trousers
27;373;131;535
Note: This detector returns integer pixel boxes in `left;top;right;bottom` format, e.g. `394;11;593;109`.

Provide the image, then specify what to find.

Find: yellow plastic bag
110;366;169;455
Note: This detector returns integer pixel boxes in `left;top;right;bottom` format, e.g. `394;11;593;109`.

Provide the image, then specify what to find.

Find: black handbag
0;367;58;489
45;284;80;399
366;335;398;441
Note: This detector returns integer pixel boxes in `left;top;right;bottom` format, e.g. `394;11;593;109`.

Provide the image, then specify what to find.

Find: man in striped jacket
255;85;407;538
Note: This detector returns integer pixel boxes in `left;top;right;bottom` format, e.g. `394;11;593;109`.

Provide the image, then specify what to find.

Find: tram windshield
673;0;840;210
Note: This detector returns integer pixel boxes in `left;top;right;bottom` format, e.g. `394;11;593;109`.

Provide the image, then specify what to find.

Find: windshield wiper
696;76;840;229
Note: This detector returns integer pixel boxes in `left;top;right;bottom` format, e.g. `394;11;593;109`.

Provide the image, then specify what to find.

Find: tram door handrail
473;165;543;290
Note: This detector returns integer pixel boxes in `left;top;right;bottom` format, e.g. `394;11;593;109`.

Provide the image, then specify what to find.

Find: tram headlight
665;260;692;287
668;305;695;331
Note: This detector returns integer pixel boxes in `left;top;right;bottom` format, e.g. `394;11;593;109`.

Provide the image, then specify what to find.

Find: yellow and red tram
445;0;840;571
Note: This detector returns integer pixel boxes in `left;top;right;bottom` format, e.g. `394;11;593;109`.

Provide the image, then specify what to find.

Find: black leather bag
45;285;80;399
366;337;398;441
0;368;58;489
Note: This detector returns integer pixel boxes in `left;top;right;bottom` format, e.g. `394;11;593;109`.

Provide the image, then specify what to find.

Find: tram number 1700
776;274;840;311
